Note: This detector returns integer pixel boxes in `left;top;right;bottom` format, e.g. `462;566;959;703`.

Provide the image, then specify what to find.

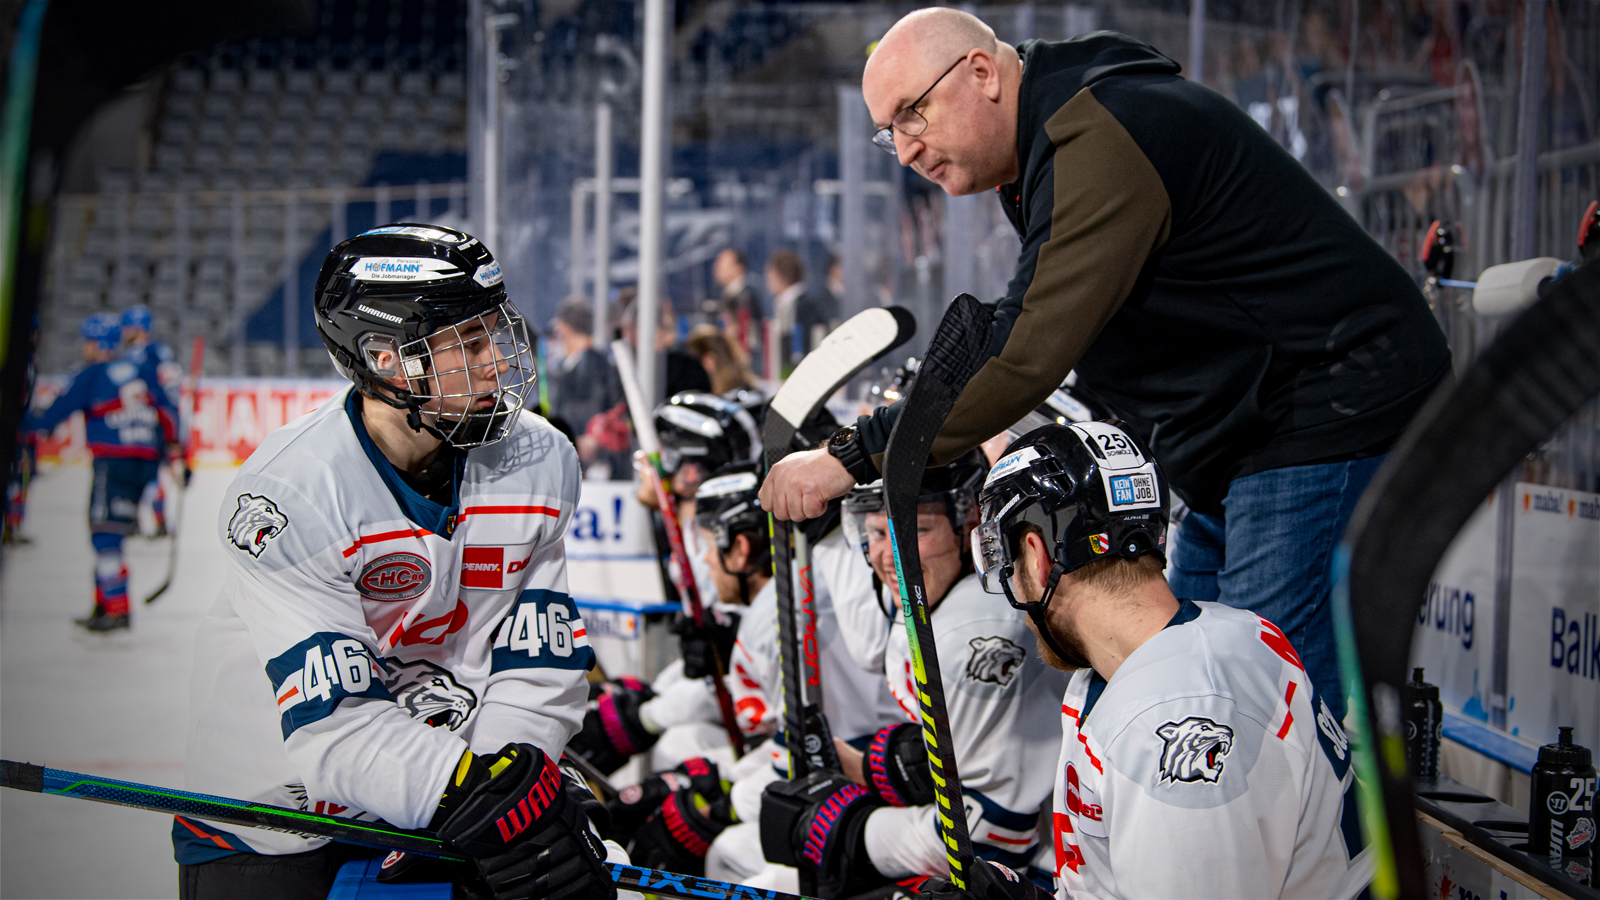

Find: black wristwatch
826;425;879;485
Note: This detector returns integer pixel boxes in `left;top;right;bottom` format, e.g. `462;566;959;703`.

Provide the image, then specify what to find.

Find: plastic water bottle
1528;727;1596;880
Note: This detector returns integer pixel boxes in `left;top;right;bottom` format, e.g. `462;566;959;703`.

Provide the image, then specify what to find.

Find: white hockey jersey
814;522;893;672
872;573;1068;877
180;389;590;862
725;528;902;747
1051;600;1372;900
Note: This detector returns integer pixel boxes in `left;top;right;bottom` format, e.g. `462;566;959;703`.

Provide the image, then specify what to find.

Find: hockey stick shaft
613;341;746;757
145;336;204;605
881;294;992;889
0;760;815;900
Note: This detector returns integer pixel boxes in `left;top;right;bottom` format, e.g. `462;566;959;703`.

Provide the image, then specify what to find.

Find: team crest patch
966;636;1025;687
382;659;477;730
1156;716;1235;784
358;553;433;602
1089;533;1110;555
228;494;288;557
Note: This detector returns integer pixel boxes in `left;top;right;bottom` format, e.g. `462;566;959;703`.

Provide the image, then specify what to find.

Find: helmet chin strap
1027;561;1093;671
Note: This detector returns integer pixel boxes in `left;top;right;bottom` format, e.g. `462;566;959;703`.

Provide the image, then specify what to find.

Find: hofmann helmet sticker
985;445;1042;487
472;261;503;288
351;257;460;282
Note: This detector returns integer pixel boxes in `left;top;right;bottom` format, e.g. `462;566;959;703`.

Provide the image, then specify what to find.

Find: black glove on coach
432;743;617;900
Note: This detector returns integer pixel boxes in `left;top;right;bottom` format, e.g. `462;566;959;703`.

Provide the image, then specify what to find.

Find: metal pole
593;100;614;335
636;0;669;406
569;181;587;300
483;12;519;256
376;182;391;229
1188;0;1205;84
1511;0;1545;262
331;186;347;247
231;191;246;376
416;180;431;223
837;84;867;317
284;191;298;377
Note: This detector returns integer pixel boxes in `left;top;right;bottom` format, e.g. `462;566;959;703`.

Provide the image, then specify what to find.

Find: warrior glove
433;743;617;900
916;859;1054;900
864;723;935;807
761;770;889;898
567;678;660;774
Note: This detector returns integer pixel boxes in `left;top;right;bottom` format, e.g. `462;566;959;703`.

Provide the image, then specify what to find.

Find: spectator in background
686;324;758;396
614;286;713;400
711;248;764;370
765;250;838;369
549;297;622;472
801;255;840;352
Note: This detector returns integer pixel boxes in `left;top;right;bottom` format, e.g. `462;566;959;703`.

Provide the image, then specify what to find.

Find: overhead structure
634;0;669;405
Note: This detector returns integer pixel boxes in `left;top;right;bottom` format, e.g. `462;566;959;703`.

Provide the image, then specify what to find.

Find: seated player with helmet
760;450;1069;897
179;224;618;900
921;421;1371;900
24;312;178;632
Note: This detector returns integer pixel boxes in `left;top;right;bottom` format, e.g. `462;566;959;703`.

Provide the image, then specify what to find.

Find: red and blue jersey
26;358;177;460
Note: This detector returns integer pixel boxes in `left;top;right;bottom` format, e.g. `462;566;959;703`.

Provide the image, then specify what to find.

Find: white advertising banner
1505;483;1600;750
1411;493;1498;719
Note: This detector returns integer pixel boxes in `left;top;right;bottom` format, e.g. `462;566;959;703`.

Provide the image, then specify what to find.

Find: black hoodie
858;33;1450;513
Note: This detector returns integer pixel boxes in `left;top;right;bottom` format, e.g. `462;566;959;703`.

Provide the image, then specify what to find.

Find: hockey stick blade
880;293;992;890
762;307;914;780
0;760;819;900
1334;259;1600;900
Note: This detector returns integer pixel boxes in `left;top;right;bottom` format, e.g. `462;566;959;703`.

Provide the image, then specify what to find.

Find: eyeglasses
871;53;971;154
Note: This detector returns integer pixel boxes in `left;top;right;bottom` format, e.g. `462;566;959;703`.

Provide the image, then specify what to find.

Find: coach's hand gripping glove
567;678;660;774
761;770;890;898
917;859;1054;900
863;723;936;808
433;743;617;900
670;609;740;679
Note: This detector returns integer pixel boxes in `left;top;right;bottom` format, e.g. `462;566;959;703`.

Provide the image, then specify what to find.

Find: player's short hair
766;250;803;288
1068;554;1166;596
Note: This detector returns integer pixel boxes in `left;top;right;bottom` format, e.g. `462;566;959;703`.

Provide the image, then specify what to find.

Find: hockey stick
612;340;747;758
0;759;816;900
1334;258;1600;900
761;306;916;779
880;293;992;890
144;335;204;605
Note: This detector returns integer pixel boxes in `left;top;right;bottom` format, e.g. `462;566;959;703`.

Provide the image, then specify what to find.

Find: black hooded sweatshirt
857;33;1450;513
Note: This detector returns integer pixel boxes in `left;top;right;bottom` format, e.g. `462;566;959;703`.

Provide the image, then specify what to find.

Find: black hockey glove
864;723;935;807
671;609;740;679
433;743;617;900
567;678;660;774
605;756;726;840
761;770;890;898
916;859;1054;900
628;780;737;876
374;849;490;897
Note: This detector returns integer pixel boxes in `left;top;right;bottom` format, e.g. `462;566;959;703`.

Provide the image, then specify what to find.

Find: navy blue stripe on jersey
1166;598;1203;628
968;788;1038;832
345;391;465;538
172;814;258;864
968;789;1040;869
490;589;595;673
1081;671;1109;722
266;632;394;739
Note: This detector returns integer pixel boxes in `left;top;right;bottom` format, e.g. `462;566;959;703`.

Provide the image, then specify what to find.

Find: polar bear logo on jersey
228;494;288;557
383;659;477;731
966;636;1025;687
1156;716;1235;784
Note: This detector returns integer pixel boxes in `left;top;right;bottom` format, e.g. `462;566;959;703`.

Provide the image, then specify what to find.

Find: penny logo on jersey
358;553;433;602
967;636;1026;687
1155;716;1235;784
460;546;535;590
228;494;288;557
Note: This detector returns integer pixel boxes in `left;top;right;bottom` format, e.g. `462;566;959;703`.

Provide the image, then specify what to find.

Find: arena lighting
1335;259;1600;899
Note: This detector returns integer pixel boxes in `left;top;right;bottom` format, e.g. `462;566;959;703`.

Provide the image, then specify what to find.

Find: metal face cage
394;301;537;449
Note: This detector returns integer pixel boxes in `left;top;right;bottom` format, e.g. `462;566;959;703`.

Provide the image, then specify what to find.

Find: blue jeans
1167;455;1386;722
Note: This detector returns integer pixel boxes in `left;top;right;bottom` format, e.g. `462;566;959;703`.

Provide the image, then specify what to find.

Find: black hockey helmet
972;421;1168;610
653;391;762;478
692;463;771;577
313;223;535;448
841;448;989;562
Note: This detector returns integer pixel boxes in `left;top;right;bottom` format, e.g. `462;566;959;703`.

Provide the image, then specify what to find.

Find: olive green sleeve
927;89;1172;465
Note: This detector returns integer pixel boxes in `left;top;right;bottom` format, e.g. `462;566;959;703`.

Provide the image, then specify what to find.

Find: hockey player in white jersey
179;225;616;900
920;421;1371;900
760;451;1068;897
